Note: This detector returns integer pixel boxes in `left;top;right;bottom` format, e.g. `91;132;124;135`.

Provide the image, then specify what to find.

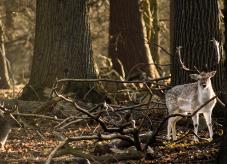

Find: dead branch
46;134;143;164
116;58;126;79
15;113;63;121
54;90;121;133
148;40;172;56
126;62;170;80
54;115;81;129
67;133;133;143
45;139;68;164
55;76;170;85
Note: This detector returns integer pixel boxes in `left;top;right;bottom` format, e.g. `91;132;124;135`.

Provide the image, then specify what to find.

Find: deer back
166;82;199;114
166;71;217;114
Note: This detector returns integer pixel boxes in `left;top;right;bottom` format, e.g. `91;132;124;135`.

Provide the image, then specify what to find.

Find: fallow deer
0;106;21;150
166;71;217;141
166;40;220;141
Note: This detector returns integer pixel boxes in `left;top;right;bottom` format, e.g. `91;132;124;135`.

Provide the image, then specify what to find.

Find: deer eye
202;83;206;88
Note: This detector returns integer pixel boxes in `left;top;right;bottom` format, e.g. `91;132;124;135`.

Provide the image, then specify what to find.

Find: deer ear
189;74;200;80
209;71;216;77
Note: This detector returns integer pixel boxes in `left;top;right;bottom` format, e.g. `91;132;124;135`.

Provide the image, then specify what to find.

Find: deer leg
172;118;177;140
1;134;9;151
203;112;213;141
167;117;174;140
192;114;199;141
172;116;181;140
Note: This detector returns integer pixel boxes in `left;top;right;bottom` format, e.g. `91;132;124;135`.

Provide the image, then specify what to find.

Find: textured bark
170;0;223;91
109;0;159;79
4;0;15;31
150;0;160;64
21;0;96;100
0;22;10;89
216;1;227;163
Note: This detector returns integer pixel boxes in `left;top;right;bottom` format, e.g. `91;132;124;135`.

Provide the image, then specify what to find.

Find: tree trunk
4;0;15;32
170;0;223;91
0;21;10;89
20;0;96;101
109;0;159;79
150;0;160;65
216;1;227;163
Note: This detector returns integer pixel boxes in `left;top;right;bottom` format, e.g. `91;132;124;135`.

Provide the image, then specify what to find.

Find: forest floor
0;85;223;163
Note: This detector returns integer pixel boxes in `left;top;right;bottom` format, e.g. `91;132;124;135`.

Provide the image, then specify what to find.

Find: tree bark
109;0;159;79
150;0;160;64
20;0;96;101
170;0;223;91
216;1;227;163
0;21;10;89
4;0;15;32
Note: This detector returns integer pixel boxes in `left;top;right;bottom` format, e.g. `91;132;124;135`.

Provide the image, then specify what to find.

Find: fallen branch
55;76;171;85
46;133;135;164
15;113;63;121
45;139;68;164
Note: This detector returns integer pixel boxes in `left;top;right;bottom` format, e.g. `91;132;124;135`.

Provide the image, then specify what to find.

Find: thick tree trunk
170;0;222;91
216;1;227;163
109;0;159;79
21;0;96;101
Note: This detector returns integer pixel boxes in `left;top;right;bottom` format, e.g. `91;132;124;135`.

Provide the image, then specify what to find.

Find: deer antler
176;46;200;73
0;103;17;114
211;38;221;64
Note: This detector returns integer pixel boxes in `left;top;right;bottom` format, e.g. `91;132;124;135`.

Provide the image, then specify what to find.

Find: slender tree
170;0;223;91
109;0;159;79
0;21;10;89
21;0;96;100
150;0;160;64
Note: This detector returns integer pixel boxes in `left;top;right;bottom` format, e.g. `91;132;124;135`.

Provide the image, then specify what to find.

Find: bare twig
46;139;68;164
15;113;63;121
116;58;125;79
56;76;171;85
53;90;124;133
28;85;41;101
148;40;172;56
126;62;170;80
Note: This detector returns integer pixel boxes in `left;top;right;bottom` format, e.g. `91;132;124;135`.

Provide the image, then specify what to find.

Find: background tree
21;0;96;101
150;0;160;65
216;1;227;163
0;0;17;89
109;0;159;79
170;0;223;91
0;21;10;88
170;1;227;162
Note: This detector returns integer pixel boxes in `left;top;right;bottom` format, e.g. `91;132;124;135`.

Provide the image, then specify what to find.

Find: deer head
0;109;21;129
189;71;216;89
